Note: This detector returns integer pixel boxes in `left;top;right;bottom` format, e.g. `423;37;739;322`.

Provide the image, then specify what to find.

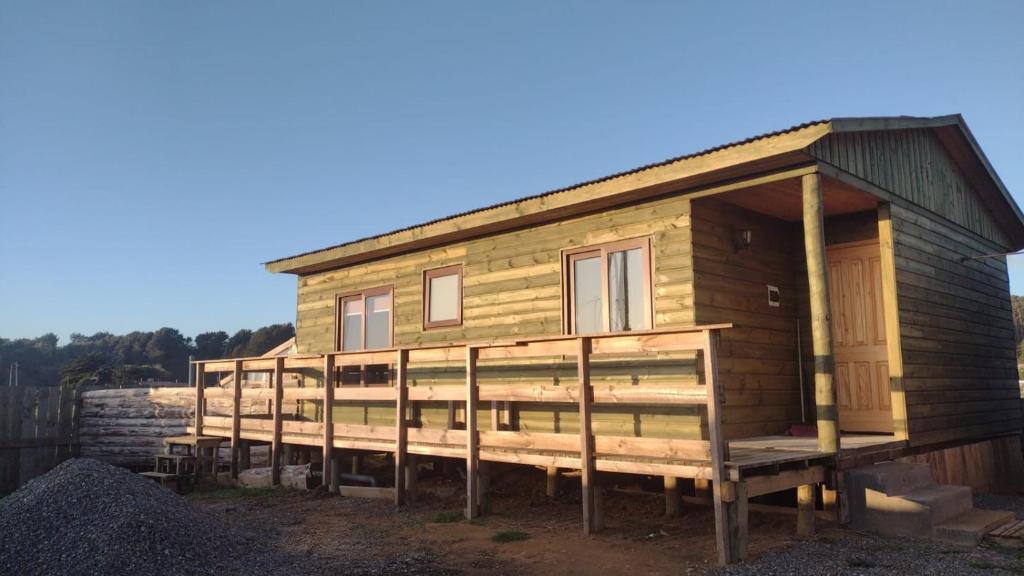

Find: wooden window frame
423;264;464;330
335;285;395;352
562;237;654;335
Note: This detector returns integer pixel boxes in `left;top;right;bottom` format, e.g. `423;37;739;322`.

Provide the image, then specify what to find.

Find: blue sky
1;1;1022;342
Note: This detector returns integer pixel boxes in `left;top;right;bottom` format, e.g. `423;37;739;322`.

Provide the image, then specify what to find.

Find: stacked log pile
80;387;278;469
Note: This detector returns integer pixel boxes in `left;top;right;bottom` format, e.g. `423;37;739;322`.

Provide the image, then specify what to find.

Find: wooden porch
185;324;901;564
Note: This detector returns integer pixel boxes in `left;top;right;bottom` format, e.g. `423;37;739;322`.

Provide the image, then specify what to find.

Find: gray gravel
0;458;448;576
707;529;1024;576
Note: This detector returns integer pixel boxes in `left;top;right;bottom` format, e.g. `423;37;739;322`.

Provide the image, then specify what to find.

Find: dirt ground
191;465;811;575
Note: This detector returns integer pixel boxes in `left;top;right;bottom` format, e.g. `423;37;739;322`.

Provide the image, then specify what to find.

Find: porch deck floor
728;434;904;472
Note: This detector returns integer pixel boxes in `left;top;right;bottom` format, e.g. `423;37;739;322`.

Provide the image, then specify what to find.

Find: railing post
465;346;479;520
705;329;745;564
323;354;335;493
194;361;204;437
230;359;242;479
395;348;409;506
577;336;596;534
271;356;284;486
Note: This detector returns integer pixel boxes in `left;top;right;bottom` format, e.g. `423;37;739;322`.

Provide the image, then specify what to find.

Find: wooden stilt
694;478;711;501
822;485;838;521
395;349;409;506
546;467;559;498
802;173;839;453
664;476;680;517
282;444;294;466
330;449;341;494
577;337;596;534
797;484;816;537
593;482;606;532
405;454;418;504
239;439;250;471
271;357;283;486
351;455;361;475
323;355;335;492
465;346;480;520
230;360;242;479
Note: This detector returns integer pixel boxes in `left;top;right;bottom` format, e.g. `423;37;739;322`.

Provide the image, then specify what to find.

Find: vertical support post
239;440;250;471
323;354;335;492
797;483;816;537
230;360;242;479
271;356;284;486
405;455;419;504
330;450;341;494
877;203;908;441
802;172;839;454
546;467;559;498
705;329;739;564
664;476;680;517
194;362;204;437
395;348;409;506
577;337;596;534
465;346;480;520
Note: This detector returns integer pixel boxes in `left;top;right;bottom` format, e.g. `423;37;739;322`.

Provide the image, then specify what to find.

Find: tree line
0;324;294;388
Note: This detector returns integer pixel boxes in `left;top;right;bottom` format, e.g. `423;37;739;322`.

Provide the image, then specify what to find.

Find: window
337;286;393;351
336;286;394;385
423;264;463;329
564;238;652;334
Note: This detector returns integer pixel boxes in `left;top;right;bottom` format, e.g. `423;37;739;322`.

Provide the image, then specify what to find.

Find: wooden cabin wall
691;198;803;439
888;201;1021;446
295;193;703;439
808;129;1010;248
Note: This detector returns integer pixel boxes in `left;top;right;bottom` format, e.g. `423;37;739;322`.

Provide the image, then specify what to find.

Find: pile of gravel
0;458;301;576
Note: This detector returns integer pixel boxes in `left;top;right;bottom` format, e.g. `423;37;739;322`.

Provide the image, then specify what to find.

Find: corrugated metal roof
263;119;829;266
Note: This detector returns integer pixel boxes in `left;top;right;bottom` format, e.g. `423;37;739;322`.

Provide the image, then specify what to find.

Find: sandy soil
192;466;806;575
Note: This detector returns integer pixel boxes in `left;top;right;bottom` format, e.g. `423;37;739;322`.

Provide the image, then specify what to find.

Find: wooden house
192;115;1024;563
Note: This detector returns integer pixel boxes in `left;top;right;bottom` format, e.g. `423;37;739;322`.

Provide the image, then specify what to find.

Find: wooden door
827;240;893;433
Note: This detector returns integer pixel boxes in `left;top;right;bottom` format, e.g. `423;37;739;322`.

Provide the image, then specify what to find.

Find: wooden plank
704;329;736;565
479;430;579;452
240;389;276;401
323;355;335;492
407;386;464;402
465;346;480;520
595;436;710;461
281;388;325;401
578;337;597;534
333;423;397;440
408;427;467;445
271;357;284;486
745;466;827;498
334;387;398;402
337;485;396;500
230;360;242;479
395;349;409;506
194;362;204;436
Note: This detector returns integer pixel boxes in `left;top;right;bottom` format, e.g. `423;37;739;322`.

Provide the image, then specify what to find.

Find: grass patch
491;530;530;543
431;511;463;524
187;486;279;501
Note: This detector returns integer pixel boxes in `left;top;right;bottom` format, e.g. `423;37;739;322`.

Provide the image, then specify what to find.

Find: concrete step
937;509;1017;546
901;484;974;525
846;461;933;497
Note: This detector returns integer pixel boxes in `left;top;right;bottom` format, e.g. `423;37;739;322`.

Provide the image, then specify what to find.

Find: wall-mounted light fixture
734;228;753;252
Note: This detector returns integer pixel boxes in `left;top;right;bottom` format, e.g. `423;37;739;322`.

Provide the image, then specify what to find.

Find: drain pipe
797;319;806;423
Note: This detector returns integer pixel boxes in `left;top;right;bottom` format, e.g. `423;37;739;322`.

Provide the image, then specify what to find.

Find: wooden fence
0;384;81;492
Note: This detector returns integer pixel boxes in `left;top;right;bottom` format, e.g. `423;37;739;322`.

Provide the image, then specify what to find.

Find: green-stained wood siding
296;194;703;439
809;130;1010;248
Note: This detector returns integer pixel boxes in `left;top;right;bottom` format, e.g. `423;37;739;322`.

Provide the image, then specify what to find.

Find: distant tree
224;329;254;358
242;324;294;357
59;352;112;387
194;331;229;360
144;328;192;381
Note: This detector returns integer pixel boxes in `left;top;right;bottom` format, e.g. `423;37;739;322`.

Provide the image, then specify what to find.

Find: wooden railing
192;324;732;534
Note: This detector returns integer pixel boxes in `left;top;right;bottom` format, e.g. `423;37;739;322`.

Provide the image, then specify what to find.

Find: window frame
562;237;654;335
422;264;464;330
335;285;395;352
